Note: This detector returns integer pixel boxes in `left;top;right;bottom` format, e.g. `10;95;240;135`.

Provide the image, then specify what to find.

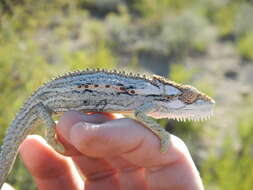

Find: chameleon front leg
37;103;65;153
135;104;170;153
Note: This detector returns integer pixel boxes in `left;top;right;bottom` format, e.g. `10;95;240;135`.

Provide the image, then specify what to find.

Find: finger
60;117;166;190
73;151;147;190
57;111;120;190
60;117;171;160
145;136;204;190
56;112;167;189
56;111;117;156
19;135;83;190
72;156;119;190
1;183;14;190
105;156;148;190
58;112;204;190
58;112;147;189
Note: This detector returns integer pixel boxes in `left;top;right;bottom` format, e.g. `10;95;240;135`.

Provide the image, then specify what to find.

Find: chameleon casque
0;69;215;187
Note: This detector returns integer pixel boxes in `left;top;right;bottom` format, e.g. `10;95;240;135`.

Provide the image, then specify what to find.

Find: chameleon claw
54;142;65;154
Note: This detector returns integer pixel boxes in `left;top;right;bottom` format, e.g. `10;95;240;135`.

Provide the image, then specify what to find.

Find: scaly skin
0;69;215;187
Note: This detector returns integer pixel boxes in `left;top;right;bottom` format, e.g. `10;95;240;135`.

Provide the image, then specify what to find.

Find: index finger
57;111;204;190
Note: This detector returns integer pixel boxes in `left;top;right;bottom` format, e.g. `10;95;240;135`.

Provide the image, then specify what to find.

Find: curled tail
0;135;20;187
0;108;39;188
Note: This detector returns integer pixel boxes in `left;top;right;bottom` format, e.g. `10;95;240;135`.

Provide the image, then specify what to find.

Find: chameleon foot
37;103;66;153
135;111;171;153
159;131;170;153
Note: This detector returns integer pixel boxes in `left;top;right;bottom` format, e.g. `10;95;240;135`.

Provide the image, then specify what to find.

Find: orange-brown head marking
179;86;199;104
179;85;214;104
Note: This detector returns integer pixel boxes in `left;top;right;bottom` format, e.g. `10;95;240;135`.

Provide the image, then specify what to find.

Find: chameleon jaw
170;109;214;122
149;108;214;122
170;98;215;122
149;101;214;122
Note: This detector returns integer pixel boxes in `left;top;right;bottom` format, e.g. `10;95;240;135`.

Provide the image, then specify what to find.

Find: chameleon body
0;69;215;187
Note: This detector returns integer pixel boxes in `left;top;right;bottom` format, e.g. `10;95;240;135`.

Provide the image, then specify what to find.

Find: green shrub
234;3;253;37
202;103;253;190
169;64;197;83
237;32;253;60
134;0;198;17
213;5;237;37
65;42;117;70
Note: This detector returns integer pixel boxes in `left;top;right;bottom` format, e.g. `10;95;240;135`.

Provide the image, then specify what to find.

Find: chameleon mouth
150;106;214;121
148;103;214;121
169;99;215;122
171;109;214;122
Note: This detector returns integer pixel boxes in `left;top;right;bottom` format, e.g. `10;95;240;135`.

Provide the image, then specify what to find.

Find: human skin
6;111;204;190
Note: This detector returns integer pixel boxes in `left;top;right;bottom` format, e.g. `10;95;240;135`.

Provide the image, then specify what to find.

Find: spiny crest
152;75;182;88
52;68;152;81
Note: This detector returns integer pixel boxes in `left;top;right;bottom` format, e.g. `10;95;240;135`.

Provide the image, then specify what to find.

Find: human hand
18;111;204;190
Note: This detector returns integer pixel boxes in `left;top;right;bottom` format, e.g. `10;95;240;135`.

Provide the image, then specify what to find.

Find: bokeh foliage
202;98;253;190
0;0;253;189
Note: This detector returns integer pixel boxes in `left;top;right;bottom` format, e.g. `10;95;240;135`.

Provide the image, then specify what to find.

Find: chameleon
0;69;215;187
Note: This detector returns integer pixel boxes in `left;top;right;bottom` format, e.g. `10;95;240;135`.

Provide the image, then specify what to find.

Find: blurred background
0;0;253;189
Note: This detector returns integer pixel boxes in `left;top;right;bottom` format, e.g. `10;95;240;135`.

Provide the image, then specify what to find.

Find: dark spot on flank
120;87;126;91
130;90;135;94
78;85;82;88
84;85;89;88
166;95;176;99
94;84;99;87
83;100;88;105
105;85;110;88
154;98;167;101
117;83;124;86
84;89;93;93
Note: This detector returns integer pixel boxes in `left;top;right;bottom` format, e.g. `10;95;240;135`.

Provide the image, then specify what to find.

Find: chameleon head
149;75;215;121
